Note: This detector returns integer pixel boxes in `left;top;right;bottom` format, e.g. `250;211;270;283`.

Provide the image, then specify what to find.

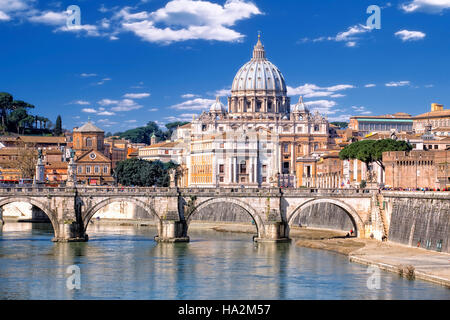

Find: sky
0;0;449;133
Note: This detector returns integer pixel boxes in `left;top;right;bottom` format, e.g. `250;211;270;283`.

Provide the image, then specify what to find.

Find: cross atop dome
252;32;266;60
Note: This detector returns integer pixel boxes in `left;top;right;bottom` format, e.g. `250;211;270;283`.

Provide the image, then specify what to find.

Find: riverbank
86;219;450;288
295;237;450;289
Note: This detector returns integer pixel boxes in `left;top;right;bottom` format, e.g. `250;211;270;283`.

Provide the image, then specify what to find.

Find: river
0;222;448;300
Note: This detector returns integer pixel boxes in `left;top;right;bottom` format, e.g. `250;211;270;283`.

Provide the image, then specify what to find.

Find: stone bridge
0;186;382;243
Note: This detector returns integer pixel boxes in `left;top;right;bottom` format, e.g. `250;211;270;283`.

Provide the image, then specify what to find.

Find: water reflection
0;222;448;300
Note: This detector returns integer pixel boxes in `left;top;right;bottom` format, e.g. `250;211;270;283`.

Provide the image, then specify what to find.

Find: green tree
114;158;176;187
54;115;62;136
0;92;13;130
117;121;166;144
165;121;189;136
339;139;412;181
8;108;29;133
331;122;349;129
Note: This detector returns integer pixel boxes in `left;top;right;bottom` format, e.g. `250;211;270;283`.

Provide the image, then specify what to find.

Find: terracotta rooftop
413;109;450;119
18;136;66;144
74;121;104;133
352;112;412;120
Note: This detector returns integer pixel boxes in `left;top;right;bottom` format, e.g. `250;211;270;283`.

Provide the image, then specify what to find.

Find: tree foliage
16;142;38;179
54;115;62;136
114;121;187;144
0;92;51;135
113;158;178;187
331;122;349;129
339;139;412;169
165;121;189;135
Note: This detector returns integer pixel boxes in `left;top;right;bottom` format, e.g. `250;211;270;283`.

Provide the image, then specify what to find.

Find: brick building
383;150;450;190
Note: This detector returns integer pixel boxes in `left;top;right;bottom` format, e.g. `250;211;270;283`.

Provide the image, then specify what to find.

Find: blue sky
0;0;449;133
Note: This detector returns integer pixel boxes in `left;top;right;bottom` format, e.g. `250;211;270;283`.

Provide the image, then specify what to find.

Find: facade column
228;158;233;184
254;157;258;184
233;157;238;183
249;157;254;183
290;143;295;175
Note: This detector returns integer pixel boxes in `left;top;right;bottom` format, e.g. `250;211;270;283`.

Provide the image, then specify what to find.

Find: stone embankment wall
385;193;449;253
2;202;50;222
190;202;254;223
290;202;355;233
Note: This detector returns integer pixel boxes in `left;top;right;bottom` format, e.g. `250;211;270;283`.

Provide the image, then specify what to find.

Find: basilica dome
231;35;287;94
210;96;226;113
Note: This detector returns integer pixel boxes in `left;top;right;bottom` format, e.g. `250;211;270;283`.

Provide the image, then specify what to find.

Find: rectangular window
240;163;246;174
262;177;267;183
103;166;108;174
86;166;91;174
284;144;289;153
219;164;224;173
94;166;100;174
219;176;224;183
78;166;83;174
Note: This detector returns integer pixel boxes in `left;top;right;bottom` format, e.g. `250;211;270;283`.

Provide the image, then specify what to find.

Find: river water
0;222;448;300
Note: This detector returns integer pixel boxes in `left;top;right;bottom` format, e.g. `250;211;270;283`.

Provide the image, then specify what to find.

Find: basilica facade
163;36;333;188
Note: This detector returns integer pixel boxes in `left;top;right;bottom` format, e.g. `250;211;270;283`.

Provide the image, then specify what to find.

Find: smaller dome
292;96;309;114
210;96;226;113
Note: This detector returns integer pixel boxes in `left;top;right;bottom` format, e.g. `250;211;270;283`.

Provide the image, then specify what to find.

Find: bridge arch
0;197;59;236
288;198;364;238
82;197;161;230
187;198;264;238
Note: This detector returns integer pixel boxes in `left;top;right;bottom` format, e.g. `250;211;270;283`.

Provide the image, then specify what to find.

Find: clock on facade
89;153;96;160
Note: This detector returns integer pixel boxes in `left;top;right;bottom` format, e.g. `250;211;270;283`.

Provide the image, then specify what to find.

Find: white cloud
287;83;354;98
365;84;376;88
395;30;426;42
0;0;30;12
165;113;197;122
385;81;411;87
401;0;450;13
98;111;116;116
55;24;100;37
98;99;118;106
72;100;90;105
328;114;353;122
149;108;159;112
97;98;142;112
80;73;97;77
0;11;10;20
352;105;372;115
304;24;373;47
123;93;150;99
181;93;198;99
82;108;97;113
170;98;215;110
28;10;67;25
304;100;338;115
214;87;231;96
96;78;112;85
118;0;262;43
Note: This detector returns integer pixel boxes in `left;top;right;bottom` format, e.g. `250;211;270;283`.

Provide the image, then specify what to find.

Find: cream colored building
142;36;333;188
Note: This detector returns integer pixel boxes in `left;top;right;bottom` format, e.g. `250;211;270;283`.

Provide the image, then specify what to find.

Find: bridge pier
155;220;189;243
0;207;3;228
52;222;88;243
254;222;291;243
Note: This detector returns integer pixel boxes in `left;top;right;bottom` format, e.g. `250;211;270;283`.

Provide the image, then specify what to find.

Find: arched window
86;138;92;148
